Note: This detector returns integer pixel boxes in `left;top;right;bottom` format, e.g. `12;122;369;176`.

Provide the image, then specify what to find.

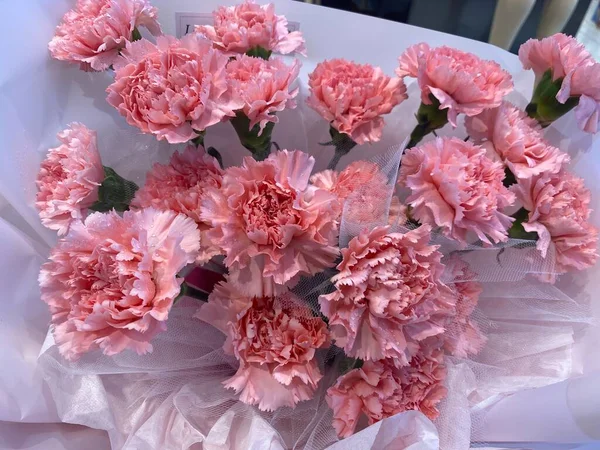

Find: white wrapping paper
2;1;600;449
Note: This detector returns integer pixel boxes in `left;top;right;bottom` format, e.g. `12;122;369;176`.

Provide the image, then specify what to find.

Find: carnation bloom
519;33;600;133
226;55;300;133
326;349;447;438
107;35;242;143
466;102;569;179
397;43;513;126
319;225;455;365
399;137;515;245
131;145;223;263
513;171;599;274
195;0;305;56
310;161;401;224
201;150;340;291
48;0;161;71
442;256;486;358
39;208;200;360
195;281;329;411
36;123;104;236
307;59;407;145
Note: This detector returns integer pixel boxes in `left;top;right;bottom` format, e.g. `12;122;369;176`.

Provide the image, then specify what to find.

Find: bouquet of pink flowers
34;1;599;448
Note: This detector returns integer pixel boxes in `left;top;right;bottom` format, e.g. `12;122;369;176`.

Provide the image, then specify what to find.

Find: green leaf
245;46;272;60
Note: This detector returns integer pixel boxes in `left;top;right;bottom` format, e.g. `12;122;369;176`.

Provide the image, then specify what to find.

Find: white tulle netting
37;123;595;449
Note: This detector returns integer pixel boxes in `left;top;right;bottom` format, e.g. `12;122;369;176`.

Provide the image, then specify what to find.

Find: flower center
242;180;298;246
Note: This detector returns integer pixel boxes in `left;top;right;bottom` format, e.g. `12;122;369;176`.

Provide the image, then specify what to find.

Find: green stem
406;95;449;150
191;130;206;148
179;282;208;302
322;126;357;170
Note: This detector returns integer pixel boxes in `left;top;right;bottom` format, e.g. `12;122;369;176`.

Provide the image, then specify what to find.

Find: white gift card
175;12;300;38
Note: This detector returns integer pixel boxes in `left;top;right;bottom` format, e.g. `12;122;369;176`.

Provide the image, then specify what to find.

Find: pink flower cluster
201;150;341;292
196;281;329;411
466;102;569;179
195;0;305;56
36;123;104;236
513;171;598;274
226;55;300;133
397;43;513;125
326;345;447;438
319;225;455;365
307;59;407;144
49;0;161;71
400;137;515;245
39;208;200;360
107;35;242;143
131;145;223;263
519;33;600;133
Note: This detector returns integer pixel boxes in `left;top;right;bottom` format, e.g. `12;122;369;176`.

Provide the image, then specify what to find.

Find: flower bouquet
22;0;600;448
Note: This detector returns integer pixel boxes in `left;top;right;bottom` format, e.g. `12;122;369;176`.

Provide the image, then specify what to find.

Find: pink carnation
39;208;200;360
36;123;104;236
226;55;300;133
397;44;513;126
195;281;329;411
513;171;599;274
195;0;305;56
519;33;600;133
466;102;569;179
307;59;407;145
326;349;447;438
201;150;340;291
131;145;223;264
310;161;402;224
106;35;243;143
399;137;515;245
319;225;455;365
48;0;161;71
442;256;486;358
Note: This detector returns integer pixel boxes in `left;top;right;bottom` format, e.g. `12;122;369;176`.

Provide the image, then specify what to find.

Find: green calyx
230;111;275;161
407;94;449;149
526;69;579;127
507;207;538;241
245;46;272;60
90;166;139;212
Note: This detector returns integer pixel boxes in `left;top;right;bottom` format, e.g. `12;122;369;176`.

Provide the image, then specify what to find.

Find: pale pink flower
195;281;329;411
326;347;447;438
226;55;300;133
36;123;104;236
48;0;161;71
39;208;200;360
131;145;223;264
519;33;600;133
195;0;305;56
307;59;407;145
310;161;401;224
513;171;599;274
443;256;486;358
399;137;515;245
319;225;455;365
466;102;569;179
397;44;513;126
106;35;243;143
201;150;340;291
